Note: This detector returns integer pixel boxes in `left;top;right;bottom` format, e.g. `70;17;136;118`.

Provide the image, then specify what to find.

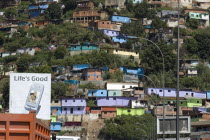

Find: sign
157;116;191;134
9;73;51;120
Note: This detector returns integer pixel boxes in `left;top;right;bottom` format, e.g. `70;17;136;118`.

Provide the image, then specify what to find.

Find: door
70;108;73;114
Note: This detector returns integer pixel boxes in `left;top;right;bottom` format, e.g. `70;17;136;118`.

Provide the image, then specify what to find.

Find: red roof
101;107;116;111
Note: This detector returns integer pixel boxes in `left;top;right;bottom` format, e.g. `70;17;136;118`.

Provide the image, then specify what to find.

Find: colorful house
187;98;202;108
120;67;145;77
72;64;90;71
50;122;62;131
100;29;120;37
111;36;127;43
207;91;210;99
82;68;102;81
189;12;209;27
116;108;144;116
165;99;188;107
51;106;62;115
51;116;57;122
29;4;49;18
147;88;206;99
101;107;117;119
61;98;86;115
108;90;123;97
69;44;99;55
51;99;61;107
106;82;138;90
110;15;131;23
97;97;137;106
88;89;108;97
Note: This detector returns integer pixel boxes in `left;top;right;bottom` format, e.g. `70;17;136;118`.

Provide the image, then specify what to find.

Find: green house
117;108;144;116
68;44;99;51
51;116;56;122
108;90;123;97
165;100;187;107
187;98;202;108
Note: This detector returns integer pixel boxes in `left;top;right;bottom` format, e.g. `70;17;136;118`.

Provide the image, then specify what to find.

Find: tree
61;0;77;14
52;82;68;98
54;46;67;59
4;7;17;19
187;19;199;29
151;17;167;29
16;55;33;72
120;22;145;37
44;2;62;20
140;43;176;74
194;31;210;59
133;1;156;19
2;78;9;108
99;114;155;140
27;65;52;73
184;38;198;55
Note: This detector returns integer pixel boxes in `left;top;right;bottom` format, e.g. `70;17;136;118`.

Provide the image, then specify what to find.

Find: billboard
157;116;191;134
9;73;51;120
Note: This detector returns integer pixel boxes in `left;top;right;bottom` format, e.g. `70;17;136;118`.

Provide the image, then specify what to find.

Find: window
180;102;183;104
168;101;170;104
73;100;75;102
107;30;109;33
113;97;116;100
101;92;103;94
112;32;114;34
113;92;116;95
159;90;162;92
104;112;107;114
107;22;109;24
127;110;131;112
65;100;67;102
78;107;80;110
122;85;125;88
54;100;58;103
186;93;188;95
168;90;171;92
81;100;83;102
97;76;99;78
135;101;138;103
102;22;104;24
64;108;67;111
130;86;132;88
74;46;76;49
191;93;194;97
151;89;154;92
197;101;199;103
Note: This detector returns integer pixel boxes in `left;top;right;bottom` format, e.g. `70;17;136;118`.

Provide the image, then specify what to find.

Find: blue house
207;91;210;99
73;64;91;71
29;4;49;18
88;89;108;97
64;80;80;84
120;67;145;77
111;15;131;23
51;106;62;115
50;122;62;131
112;36;127;43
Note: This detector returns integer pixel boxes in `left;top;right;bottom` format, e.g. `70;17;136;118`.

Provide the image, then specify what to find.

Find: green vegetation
99;114;155;140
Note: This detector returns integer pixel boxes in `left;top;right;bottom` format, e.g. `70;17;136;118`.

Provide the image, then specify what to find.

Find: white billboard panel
9;73;51;120
157;116;191;134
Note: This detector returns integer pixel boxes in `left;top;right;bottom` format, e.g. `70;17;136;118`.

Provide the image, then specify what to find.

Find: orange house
0;112;50;140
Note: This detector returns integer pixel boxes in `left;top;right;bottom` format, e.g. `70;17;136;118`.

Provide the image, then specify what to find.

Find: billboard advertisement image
9;73;51;120
157;116;191;134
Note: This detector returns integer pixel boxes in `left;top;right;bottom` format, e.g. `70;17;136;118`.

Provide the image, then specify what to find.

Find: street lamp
137;73;162;140
138;37;165;140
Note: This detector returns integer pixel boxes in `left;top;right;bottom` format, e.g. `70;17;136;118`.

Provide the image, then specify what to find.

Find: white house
16;48;35;56
106;82;139;90
131;100;147;108
187;69;198;77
